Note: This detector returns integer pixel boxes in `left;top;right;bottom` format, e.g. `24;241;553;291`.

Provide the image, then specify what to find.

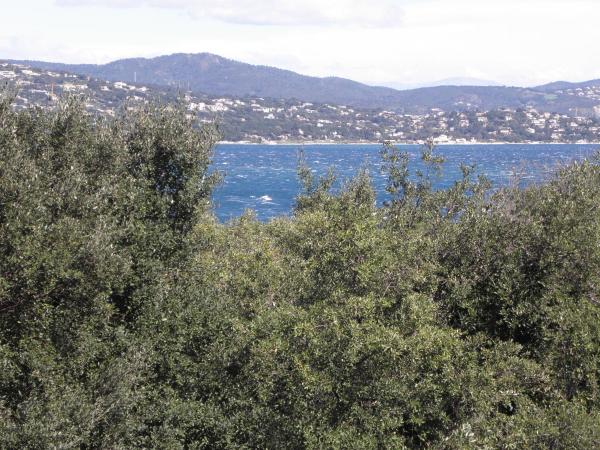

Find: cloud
55;0;406;27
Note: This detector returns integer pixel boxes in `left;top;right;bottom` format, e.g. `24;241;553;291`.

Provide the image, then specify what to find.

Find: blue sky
2;0;599;87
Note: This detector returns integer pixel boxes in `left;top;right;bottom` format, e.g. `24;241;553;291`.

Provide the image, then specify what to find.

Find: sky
1;0;599;87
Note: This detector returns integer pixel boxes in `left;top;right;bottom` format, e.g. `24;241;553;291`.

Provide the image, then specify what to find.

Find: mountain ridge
5;52;600;116
3;60;600;144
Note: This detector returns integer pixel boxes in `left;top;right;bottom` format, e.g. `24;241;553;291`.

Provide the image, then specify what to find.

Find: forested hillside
3;62;600;144
1;93;600;448
8;53;600;115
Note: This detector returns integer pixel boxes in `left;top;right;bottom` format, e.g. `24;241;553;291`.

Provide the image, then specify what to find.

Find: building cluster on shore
3;62;600;144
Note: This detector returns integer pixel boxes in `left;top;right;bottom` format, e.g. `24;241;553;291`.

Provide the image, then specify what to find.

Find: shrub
1;95;599;448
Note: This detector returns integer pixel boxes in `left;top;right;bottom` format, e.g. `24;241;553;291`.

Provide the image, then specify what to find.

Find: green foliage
0;94;220;447
1;94;599;448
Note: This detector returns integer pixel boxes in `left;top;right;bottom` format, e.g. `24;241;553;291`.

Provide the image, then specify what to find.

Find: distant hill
535;79;600;93
5;53;600;116
3;61;600;144
384;77;503;90
6;53;404;109
430;77;504;87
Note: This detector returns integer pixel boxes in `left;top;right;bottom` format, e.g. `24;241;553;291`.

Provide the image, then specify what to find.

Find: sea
211;144;599;222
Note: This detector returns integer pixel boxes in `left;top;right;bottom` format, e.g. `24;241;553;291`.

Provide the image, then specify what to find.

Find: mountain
384;77;503;90
5;53;404;109
429;77;503;87
535;79;600;92
5;53;600;116
2;61;600;144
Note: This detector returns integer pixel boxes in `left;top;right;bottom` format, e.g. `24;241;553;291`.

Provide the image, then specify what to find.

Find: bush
1;95;599;448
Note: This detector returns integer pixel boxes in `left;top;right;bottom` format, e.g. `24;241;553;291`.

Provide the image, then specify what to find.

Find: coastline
218;140;600;146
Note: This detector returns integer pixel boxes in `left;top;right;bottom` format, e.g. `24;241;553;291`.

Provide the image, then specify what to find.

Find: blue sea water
211;144;598;222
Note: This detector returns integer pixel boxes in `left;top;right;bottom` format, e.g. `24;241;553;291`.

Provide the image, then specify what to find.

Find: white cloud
3;0;600;86
55;0;406;27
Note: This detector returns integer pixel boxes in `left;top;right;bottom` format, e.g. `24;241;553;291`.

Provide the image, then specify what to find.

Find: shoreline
218;140;600;146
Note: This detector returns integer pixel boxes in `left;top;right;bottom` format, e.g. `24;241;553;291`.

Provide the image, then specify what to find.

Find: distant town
2;61;600;144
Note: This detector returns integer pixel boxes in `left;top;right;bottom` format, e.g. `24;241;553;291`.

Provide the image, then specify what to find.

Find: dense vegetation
1;95;600;448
